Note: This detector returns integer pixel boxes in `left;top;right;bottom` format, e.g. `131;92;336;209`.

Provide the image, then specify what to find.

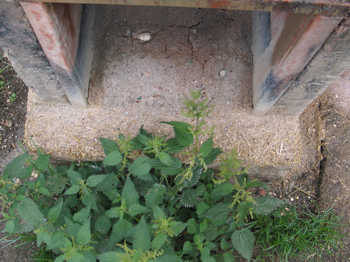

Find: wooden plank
21;0;350;16
253;10;342;113
272;18;350;115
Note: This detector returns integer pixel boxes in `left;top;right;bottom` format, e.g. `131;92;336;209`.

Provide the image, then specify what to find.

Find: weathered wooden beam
21;0;350;17
272;17;350;115
253;9;342;113
20;2;88;106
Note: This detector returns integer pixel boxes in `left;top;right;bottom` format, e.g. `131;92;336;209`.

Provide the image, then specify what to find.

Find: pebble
134;32;152;42
219;69;227;78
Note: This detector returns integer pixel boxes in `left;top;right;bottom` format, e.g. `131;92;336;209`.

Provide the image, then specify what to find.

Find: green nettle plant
0;91;336;262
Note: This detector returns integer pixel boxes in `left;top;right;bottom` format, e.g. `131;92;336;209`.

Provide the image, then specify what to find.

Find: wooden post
20;2;91;106
252;9;342;113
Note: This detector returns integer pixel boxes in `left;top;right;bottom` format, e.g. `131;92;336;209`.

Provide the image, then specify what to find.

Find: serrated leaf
153;206;166;220
67;169;82;185
68;251;85;262
128;204;149;216
254;197;285;215
180;188;198;208
96;173;119;201
55;255;65;262
200;138;213;158
154;255;182;262
95;215;111;235
129;156;152;180
159;152;181;168
81;188;97;210
47;232;68;250
183;241;194;254
152;233;167;250
86;175;107;187
133;217;151;251
196;202;210;217
170;221;186;236
187;218;198;234
76;219;91;245
122;177;139;207
35;153;50;172
103;151;122;167
99;138;119;155
165;138;185;153
231;229;255;261
212;182;233;201
4;153;32;179
98;252;122;262
205;203;230;226
48;198;63;223
17;197;45;230
3;220;15;234
65;185;80;195
162;121;193;147
73;207;90;223
145;184;166;207
204;148;222;165
110;219;132;244
106;207;121;218
220;238;231;250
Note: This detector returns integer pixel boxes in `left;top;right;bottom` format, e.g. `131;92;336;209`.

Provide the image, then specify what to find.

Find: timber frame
2;0;350;113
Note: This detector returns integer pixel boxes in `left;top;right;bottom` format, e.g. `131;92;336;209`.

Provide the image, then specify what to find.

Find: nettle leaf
82;188;98;210
47;231;69;250
96;173;119;201
48;198;63;223
180;188;198;208
170;221;186;236
254;196;285;215
205;203;230;226
110;218;132;244
152;233;167;250
145;184;166;207
183;241;194;254
128;204;149;217
67;169;83;185
4;153;32;179
98;252;122;262
65;185;80;195
55;255;65;262
77;219;91;245
103;151;122;167
73;207;91;223
212;182;233;201
204;147;222;165
162;121;193;147
200;138;214;158
159;152;181;168
196;202;210;217
129;156;152;180
3;220;15;234
165;138;186;153
122;177;139;207
187;218;198;234
95;215;112;235
86;175;107;187
99;138;119;155
68;251;85;262
155;255;182;262
34;153;50;172
106;207;121;218
133;216;151;251
17;197;45;230
153;206;166;220
231;228;255;261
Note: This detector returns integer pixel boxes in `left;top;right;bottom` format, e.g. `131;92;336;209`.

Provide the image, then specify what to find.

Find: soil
0;57;33;261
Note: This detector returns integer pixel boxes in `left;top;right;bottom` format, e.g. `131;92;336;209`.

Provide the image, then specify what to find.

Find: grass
253;207;342;261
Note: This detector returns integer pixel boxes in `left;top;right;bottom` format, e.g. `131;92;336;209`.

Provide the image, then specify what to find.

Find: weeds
0;91;342;262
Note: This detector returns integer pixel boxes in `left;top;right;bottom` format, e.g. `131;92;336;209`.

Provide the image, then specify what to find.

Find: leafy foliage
0;91;341;261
